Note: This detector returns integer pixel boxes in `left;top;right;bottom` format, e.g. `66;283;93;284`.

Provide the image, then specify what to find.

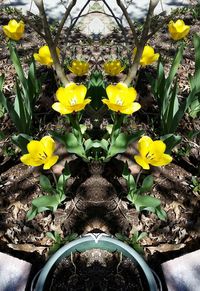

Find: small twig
116;0;139;46
102;0;129;46
33;0;69;86
54;0;77;46
136;169;142;185
51;170;57;185
64;0;90;44
124;0;160;86
13;9;46;39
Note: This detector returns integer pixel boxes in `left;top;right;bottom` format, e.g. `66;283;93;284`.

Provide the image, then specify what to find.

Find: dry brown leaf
146;243;185;254
8;243;46;255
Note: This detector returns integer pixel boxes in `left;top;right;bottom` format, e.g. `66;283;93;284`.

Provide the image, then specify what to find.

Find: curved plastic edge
35;233;158;291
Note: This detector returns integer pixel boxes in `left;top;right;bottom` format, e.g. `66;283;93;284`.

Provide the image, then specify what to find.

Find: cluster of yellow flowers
21;134;172;171
3;18;184;171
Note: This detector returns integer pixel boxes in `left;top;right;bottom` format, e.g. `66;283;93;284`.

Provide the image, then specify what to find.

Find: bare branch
13;8;46;39
124;0;160;85
54;0;77;46
33;0;69;86
102;0;129;47
64;0;90;45
116;0;139;47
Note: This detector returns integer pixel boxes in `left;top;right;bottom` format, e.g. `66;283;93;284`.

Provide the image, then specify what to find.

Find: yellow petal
138;136;153;158
27;140;44;155
40;136;56;157
43;155;59;170
134;155;150;170
120;102;141;115
20;154;43;167
151;140;166;156
75;85;87;103
150;154;172;167
52;102;73;115
56;87;67;104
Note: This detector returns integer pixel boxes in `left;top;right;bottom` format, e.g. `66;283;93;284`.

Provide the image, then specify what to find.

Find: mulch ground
0;2;200;287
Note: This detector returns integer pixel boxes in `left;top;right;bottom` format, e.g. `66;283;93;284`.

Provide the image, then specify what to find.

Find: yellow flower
103;60;125;76
133;46;159;67
102;82;141;115
168;19;190;41
68;60;89;76
3;19;25;41
52;82;91;115
34;46;60;66
20;136;59;170
134;136;172;170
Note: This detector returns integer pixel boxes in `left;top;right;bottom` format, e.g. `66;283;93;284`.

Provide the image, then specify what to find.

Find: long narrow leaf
166;44;184;89
9;43;28;93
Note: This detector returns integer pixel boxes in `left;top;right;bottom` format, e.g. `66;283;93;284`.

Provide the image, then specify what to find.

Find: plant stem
33;0;69;86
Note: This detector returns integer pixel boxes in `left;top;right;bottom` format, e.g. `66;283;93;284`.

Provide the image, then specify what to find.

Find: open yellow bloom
52;82;91;115
20;136;59;170
134;136;172;170
102;82;141;115
103;60;125;76
34;46;60;66
168;19;190;41
3;19;25;41
133;46;159;67
68;60;89;76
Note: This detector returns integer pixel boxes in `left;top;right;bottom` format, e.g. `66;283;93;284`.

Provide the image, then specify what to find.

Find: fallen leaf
146;243;185;254
8;243;46;255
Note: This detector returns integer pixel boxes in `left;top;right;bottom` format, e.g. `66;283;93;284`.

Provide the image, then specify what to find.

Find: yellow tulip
134;136;172;170
52;82;91;115
133;46;159;67
20;136;59;170
168;19;190;41
3;19;25;41
103;60;125;76
102;82;141;115
68;60;89;76
34;45;60;66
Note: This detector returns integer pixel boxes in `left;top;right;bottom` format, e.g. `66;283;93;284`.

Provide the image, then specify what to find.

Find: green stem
68;114;83;144
136;169;142;185
110;113;124;142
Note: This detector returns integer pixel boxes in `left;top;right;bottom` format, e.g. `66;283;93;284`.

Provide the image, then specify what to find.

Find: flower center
70;97;77;106
146;152;155;160
116;98;123;106
38;151;47;160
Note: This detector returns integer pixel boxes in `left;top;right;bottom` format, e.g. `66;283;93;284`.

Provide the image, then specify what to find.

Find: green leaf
140;175;154;194
188;94;200;118
26;207;38;221
122;162;136;192
160;134;181;153
9;43;29;93
56;167;71;193
46;232;57;241
137;232;147;241
51;131;86;159
12;133;32;153
86;70;106;110
167;44;184;89
107;131;142;159
134;194;161;211
9;43;28;93
40;175;52;193
155;206;167;221
31;193;64;215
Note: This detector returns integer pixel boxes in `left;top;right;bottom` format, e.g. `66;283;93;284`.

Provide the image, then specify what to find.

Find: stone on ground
0;251;32;291
162;249;200;291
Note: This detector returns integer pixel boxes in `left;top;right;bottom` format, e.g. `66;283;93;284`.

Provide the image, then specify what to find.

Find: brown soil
47;250;148;291
0;2;200;289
